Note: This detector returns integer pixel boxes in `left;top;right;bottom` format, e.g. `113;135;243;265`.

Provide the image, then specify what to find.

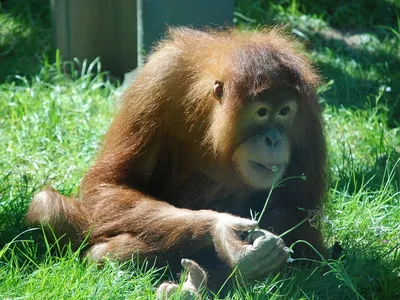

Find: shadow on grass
0;0;52;83
312;31;400;127
280;247;400;299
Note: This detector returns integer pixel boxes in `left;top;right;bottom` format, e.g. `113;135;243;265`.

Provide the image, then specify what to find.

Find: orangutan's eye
257;108;268;117
278;106;290;116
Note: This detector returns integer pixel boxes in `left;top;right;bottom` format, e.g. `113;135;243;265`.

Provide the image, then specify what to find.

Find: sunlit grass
0;0;399;299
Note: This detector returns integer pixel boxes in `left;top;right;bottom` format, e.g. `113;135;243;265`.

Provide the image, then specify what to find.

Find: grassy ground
1;0;399;299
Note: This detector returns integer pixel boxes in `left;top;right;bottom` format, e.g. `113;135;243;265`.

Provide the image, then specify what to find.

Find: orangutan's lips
250;161;280;173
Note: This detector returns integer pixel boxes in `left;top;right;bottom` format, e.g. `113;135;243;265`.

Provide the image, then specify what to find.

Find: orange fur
26;27;327;286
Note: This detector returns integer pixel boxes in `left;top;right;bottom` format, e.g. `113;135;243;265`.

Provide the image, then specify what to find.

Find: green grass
1;0;399;299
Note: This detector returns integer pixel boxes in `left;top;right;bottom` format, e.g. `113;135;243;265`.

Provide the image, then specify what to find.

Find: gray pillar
50;0;137;77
